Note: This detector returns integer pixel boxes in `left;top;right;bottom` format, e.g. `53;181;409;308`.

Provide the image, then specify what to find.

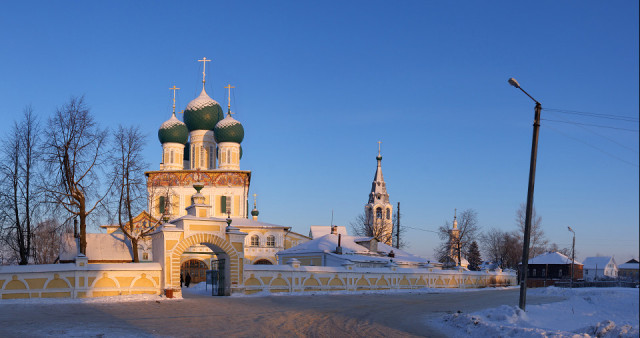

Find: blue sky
1;1;638;261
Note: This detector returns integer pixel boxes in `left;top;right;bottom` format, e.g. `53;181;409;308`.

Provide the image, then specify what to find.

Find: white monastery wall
0;257;161;300
243;261;516;295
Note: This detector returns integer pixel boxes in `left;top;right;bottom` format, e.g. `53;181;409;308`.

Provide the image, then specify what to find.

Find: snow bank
432;287;639;337
0;293;178;305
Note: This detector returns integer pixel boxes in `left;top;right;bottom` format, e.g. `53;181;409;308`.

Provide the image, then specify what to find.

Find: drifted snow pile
434;287;639;337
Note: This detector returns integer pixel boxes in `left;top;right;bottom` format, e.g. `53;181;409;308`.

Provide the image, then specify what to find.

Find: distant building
521;252;583;287
277;227;432;268
309;225;348;239
617;259;638;282
582;256;618;281
363;145;393;245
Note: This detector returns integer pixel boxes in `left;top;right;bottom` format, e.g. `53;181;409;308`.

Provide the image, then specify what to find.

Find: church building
364;144;393;245
146;59;309;274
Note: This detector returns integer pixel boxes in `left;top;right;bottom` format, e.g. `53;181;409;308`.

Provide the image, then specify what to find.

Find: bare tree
436;209;481;267
516;203;548;258
350;212;393;244
548;242;572;257
110;125;158;262
480;227;522;269
0;107;42;264
32;219;69;264
42;96;111;255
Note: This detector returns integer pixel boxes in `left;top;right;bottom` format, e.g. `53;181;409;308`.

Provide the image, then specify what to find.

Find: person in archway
185;272;191;288
180;273;183;287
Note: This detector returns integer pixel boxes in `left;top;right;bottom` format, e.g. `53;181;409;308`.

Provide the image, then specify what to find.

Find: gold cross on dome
169;85;180;114
224;83;235;110
198;57;211;88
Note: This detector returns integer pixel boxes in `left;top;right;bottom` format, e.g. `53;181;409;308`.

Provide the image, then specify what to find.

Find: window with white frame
250;235;259;247
266;235;275;247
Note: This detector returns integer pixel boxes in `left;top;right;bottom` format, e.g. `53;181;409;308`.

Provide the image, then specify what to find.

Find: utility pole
396;202;400;249
568;226;576;287
509;77;542;311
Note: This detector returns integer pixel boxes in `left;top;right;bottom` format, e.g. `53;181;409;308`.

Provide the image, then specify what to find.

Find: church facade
147;61;309;273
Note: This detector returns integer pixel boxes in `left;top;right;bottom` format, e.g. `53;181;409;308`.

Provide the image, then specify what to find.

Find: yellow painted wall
0;264;161;300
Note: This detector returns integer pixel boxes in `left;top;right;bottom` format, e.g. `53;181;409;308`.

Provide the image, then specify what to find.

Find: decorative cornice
146;170;251;188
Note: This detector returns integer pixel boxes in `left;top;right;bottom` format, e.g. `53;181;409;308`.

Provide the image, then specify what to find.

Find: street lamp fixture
568;226;576;288
509;77;542;311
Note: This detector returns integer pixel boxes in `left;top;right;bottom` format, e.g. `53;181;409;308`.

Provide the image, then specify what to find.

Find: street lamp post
568;226;576;288
509;77;542;311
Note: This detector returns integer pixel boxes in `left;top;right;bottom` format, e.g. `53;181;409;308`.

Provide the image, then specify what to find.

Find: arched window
159;196;166;214
190;145;195;169
376;207;382;219
170;150;174;164
250;235;260;247
266;235;275;247
209;146;214;168
254;259;273;265
386;209;391;220
200;147;205;167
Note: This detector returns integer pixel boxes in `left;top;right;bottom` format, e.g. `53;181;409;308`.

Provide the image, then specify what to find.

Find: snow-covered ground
0;293;178;305
431;287;639;337
2;284;637;337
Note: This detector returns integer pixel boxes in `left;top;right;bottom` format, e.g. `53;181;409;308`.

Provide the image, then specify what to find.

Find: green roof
158;114;188;144
184;89;224;131
214;114;244;143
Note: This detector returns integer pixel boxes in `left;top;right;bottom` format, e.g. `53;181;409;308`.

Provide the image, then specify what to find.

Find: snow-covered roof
59;233;134;262
309;225;348;238
279;234;369;255
582;256;616;269
278;234;428;265
186;89;219;110
228;218;286;228
528;252;581;265
618;261;639;270
215;115;240;128
160;113;186;129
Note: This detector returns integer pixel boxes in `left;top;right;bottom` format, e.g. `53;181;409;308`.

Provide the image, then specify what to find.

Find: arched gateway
151;190;247;297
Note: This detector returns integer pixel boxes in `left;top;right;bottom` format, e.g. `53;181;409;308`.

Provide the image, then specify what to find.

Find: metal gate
208;259;226;296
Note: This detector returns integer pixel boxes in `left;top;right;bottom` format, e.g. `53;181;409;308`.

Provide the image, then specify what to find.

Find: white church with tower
364;142;394;245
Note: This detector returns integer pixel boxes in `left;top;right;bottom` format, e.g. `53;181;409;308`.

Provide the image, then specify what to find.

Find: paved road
0;289;563;337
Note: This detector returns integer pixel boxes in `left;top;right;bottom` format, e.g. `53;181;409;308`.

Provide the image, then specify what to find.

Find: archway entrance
167;233;243;296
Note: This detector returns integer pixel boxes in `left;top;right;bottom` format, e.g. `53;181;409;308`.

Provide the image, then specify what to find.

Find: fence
554;280;639;288
0;255;161;300
243;261;516;294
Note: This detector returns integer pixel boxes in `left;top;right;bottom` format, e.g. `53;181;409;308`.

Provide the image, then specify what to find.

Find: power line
403;225;439;234
546;115;638;154
542;118;639;132
543;108;639;123
544;124;639;167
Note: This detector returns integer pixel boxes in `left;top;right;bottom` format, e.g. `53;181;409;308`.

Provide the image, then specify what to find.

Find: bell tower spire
364;141;393;245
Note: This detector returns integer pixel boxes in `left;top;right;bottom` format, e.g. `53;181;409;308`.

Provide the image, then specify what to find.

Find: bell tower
364;142;393;245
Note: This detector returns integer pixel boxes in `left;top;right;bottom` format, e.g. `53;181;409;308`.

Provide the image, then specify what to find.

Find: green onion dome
158;113;188;144
251;208;259;217
184;89;224;131
214;113;245;143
